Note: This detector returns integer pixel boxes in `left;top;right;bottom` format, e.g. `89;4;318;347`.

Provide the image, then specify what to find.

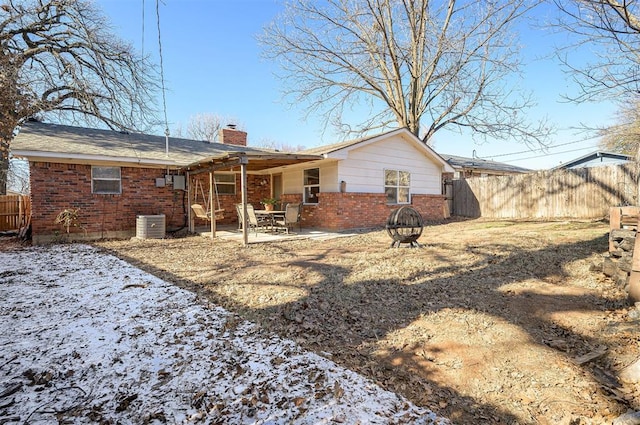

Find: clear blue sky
98;0;617;170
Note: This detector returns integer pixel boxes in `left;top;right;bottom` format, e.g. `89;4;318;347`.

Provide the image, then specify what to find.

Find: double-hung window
385;169;410;204
303;168;320;204
215;173;236;195
92;166;121;194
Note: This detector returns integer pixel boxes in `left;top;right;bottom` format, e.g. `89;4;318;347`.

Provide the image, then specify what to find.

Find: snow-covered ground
0;244;448;424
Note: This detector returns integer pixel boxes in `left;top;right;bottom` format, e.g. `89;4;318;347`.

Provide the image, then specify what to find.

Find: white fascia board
323;151;348;160
11;150;182;167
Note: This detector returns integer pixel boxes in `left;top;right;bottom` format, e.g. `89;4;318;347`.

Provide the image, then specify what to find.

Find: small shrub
54;208;85;234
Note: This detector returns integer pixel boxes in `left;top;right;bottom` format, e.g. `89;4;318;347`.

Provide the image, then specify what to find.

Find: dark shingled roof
12;121;268;166
551;151;633;170
440;153;531;174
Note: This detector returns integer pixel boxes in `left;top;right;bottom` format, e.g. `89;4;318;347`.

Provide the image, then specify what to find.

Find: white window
215;173;236;195
385;169;410;204
92;166;121;194
303;168;320;204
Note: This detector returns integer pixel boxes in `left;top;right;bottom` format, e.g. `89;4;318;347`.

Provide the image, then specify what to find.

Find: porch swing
191;178;224;221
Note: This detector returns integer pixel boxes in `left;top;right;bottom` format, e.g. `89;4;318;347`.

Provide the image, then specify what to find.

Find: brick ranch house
12;121;453;243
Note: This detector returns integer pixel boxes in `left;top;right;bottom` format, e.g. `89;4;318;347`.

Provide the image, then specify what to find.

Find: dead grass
96;218;639;424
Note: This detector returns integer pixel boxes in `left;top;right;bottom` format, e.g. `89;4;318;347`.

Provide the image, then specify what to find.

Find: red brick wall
189;173;272;226
281;192;447;230
30;162;187;241
30;160;446;240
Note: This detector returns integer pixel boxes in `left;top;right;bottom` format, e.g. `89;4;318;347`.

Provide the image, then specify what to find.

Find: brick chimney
219;124;247;146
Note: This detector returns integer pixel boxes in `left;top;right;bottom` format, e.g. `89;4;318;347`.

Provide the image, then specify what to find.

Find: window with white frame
384;169;410;204
92;166;121;194
303;168;320;204
214;173;236;195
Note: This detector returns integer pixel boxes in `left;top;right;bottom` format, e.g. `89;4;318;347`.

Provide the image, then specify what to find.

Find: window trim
303;167;320;205
384;169;411;205
91;166;121;194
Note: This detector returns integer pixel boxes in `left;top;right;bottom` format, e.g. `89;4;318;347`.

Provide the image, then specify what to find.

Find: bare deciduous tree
553;0;640;102
255;138;306;152
598;101;640;156
184;113;240;143
0;0;158;194
554;1;640;201
7;157;29;194
261;0;548;146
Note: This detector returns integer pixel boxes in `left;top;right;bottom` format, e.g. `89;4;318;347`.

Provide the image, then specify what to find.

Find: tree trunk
635;142;640;206
0;137;9;195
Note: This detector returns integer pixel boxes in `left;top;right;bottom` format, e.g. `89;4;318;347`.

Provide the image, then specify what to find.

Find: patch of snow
0;244;448;424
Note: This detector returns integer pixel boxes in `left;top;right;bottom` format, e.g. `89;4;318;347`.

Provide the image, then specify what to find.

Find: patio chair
236;203;267;235
274;203;302;234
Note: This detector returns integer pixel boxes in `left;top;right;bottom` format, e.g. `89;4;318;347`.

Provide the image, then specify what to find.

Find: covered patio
182;151;322;246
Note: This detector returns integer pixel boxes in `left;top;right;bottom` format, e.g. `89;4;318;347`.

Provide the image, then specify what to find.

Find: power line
501;145;598;163
480;134;601;160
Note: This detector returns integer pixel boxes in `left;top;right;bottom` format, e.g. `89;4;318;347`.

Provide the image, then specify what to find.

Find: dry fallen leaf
333;381;344;400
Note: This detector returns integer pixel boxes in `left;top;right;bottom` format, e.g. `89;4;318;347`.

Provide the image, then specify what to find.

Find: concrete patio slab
195;225;362;243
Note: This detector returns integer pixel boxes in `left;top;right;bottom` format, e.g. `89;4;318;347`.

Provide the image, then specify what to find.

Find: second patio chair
274;203;302;234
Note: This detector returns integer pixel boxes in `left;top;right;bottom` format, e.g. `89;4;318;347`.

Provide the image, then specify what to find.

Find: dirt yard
97;219;639;424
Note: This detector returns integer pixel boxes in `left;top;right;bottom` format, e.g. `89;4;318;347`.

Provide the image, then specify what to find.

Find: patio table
254;210;286;231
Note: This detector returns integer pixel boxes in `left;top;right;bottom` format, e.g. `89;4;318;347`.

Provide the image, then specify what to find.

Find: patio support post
241;158;248;247
214;171;217;239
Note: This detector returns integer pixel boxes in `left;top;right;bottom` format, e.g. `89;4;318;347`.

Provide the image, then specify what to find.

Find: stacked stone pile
604;228;636;291
605;207;640;302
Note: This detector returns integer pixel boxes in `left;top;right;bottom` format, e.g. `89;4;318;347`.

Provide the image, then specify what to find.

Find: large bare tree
554;0;640;202
261;0;548;146
553;0;640;102
0;0;158;194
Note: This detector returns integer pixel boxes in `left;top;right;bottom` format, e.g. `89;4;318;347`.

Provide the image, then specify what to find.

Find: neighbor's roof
11;121;269;167
440;154;531;174
551;151;633;170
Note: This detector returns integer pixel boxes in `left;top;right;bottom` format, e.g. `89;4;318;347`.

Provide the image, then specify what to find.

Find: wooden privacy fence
452;164;637;219
0;194;31;233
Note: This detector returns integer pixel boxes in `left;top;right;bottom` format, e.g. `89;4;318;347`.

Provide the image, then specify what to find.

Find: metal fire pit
386;206;424;248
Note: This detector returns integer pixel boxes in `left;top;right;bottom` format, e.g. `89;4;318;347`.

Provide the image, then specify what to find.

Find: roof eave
11;150;182;167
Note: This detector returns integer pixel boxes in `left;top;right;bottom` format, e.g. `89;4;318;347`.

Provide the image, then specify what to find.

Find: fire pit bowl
385;206;424;248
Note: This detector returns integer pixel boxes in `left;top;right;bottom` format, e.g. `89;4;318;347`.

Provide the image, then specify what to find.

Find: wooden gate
0;194;31;233
443;179;454;217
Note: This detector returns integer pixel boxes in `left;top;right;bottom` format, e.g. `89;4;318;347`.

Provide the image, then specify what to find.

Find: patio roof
180;151;323;174
181;151;323;247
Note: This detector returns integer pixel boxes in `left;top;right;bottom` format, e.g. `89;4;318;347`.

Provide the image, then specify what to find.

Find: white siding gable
335;134;443;195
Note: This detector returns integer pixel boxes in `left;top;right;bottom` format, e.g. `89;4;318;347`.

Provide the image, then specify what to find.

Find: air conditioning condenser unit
136;214;166;239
